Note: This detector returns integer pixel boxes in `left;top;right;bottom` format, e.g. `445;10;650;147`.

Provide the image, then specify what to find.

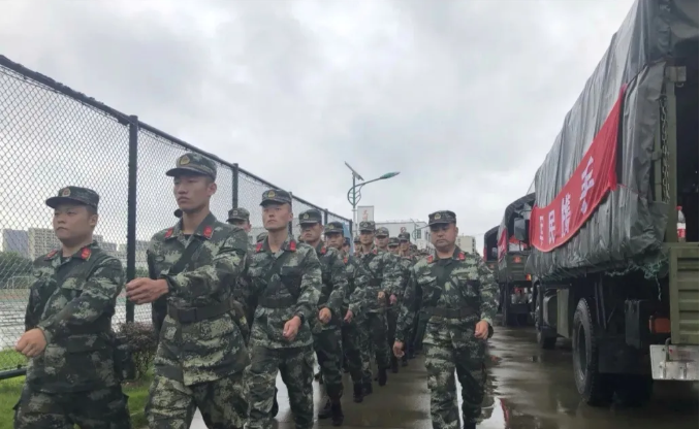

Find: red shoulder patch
255;242;264;253
289;240;297;252
458;252;466;261
80;248;92;261
427;255;434;264
203;226;213;239
45;249;58;260
164;228;174;239
320;246;327;255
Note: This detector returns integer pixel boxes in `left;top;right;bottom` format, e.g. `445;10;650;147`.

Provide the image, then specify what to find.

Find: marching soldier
356;221;404;388
127;153;250;429
298;210;348;425
393;210;498;429
324;221;371;403
396;232;416;364
245;189;322;429
14;186;131;429
353;236;362;256
228;207;256;342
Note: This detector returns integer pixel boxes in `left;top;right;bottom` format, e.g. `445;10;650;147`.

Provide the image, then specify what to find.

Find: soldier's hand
377;291;385;301
318;308;332;324
392;340;404;358
283;316;302;341
343;310;354;323
126;278;168;304
16;328;47;358
389;294;397;305
474;320;490;339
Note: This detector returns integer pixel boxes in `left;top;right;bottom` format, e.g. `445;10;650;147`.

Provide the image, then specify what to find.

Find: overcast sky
0;0;636;250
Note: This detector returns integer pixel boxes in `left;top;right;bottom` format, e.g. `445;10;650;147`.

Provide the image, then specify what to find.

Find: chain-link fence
0;55;351;378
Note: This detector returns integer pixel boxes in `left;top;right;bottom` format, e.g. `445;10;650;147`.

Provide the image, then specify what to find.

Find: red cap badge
203;226;213;239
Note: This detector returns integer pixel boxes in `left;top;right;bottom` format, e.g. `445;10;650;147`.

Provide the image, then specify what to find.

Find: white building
456;235;477;254
374;220;434;250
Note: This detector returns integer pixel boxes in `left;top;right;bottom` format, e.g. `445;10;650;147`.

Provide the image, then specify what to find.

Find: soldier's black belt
258;295;297;308
425;306;476;319
167;300;233;323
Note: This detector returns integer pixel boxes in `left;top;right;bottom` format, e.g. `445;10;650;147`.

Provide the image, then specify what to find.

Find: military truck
520;0;698;407
495;195;535;326
483;226;499;273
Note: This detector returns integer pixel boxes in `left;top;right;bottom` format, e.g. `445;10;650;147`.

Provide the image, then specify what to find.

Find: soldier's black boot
363;381;373;396
353;384;364;403
390;356;399;373
378;367;388;386
317;399;332;419
331;401;344;426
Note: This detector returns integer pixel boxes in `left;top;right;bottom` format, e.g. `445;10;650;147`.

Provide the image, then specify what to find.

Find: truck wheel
572;298;614;406
614;375;653;407
535;285;556;349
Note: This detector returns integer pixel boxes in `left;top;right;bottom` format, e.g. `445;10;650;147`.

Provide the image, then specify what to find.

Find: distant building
27;228;60;260
2;229;29;258
456;235;477;254
374;220;433;250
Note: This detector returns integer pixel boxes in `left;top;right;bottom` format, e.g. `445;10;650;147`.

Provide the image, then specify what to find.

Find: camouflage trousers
365;311;391;369
245;344;315;429
145;372;247;429
14;384;131;429
341;317;369;386
312;325;344;400
424;339;486;429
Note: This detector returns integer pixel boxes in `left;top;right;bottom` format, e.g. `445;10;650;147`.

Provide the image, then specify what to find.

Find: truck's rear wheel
572;298;614;406
535;285;556;349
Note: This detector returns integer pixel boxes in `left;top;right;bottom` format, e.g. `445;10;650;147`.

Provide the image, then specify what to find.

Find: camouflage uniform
325;222;370;403
396;211;498;429
356;221;405;387
14;187;131;429
228;207;256;336
245;189;322;429
256;232;268;243
145;154;250;429
298;211;348;424
388;237;413;368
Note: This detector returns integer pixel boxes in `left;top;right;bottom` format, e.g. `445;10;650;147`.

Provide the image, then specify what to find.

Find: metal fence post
232;163;239;209
125;115;139;323
323;209;329;224
288;192;294;235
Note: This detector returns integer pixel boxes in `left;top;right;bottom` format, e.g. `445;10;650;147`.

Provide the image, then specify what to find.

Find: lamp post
345;162;400;236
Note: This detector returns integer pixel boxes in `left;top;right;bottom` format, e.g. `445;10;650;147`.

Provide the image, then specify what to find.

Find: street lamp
345;162;400;235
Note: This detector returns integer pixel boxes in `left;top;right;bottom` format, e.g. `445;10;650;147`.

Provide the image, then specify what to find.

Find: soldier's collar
256;235;297;253
166;212;217;240
46;241;97;261
428;246;465;264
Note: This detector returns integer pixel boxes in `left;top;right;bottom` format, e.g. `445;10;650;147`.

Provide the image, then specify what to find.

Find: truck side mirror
514;218;529;243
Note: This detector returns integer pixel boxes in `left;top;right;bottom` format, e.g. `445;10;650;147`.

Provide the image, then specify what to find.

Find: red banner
497;228;507;260
530;87;624;252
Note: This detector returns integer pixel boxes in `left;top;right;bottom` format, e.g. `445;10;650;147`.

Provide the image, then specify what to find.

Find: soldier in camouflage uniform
127;154;250;429
245;189;322;429
398;231;418;361
377;230;403;374
324;221;371;403
356;221;404;387
393;211;498;429
14;186;131;429
388;237;412;368
298;210;348;425
228;207;256;335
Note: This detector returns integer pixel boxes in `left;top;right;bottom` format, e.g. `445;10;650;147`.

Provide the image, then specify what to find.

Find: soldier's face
400;242;410;252
389;245;399;254
173;175;216;212
53;204;97;242
430;223;458;249
325;232;344;249
375;235;389;248
300;223;322;243
262;203;293;231
230;219;251;233
359;231;374;245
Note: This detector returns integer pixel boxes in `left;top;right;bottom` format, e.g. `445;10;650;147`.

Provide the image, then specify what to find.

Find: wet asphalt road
190;326;698;429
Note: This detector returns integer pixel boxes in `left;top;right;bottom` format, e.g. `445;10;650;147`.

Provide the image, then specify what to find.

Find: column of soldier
13;152;498;429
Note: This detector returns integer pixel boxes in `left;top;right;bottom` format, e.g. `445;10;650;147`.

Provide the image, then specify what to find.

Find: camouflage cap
46;186;100;210
260;189;292;206
324;221;344;234
398;231;411;242
227;207;250;222
256;231;268;243
429;210;457;225
376;227;390;237
359;220;376;232
174;208;183;218
388;237;400;247
299;209;323;225
166;153;217;180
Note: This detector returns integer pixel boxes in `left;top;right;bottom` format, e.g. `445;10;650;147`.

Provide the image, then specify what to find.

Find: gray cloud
0;0;635;250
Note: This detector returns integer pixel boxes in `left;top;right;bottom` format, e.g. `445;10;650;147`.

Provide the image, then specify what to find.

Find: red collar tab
203;226;213;239
320;246;327;255
80;247;92;261
255;242;264;253
372;248;378;255
427;255;435;264
45;249;58;260
289;240;297;252
164;228;174;239
343;256;349;264
458;252;466;261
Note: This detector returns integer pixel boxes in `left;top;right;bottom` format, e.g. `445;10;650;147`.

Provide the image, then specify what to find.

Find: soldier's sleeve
347;262;367;315
147;242;167;335
24;266;42;332
396;265;418;343
383;254;405;297
294;247;322;323
165;228;248;300
232;255;251;309
322;250;347;318
477;257;498;327
37;257;124;344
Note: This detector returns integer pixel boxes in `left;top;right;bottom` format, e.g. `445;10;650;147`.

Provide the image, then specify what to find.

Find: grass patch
0;358;152;429
0;349;27;372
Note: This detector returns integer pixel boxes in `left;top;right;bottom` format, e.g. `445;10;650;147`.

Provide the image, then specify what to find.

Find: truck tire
572;298;614;406
535;285;556;350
